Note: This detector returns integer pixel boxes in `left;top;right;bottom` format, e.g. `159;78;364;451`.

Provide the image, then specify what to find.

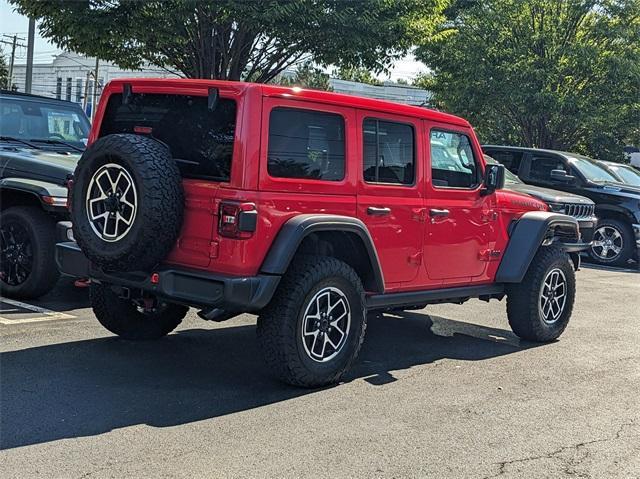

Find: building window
267;107;345;181
55;78;62;100
363;119;415;185
65;77;72;101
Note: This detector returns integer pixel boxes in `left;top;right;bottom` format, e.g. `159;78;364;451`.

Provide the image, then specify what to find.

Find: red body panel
89;78;548;293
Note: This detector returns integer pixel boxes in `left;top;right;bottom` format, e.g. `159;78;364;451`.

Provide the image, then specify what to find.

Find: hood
0;146;81;185
584;181;640;198
506;182;594;205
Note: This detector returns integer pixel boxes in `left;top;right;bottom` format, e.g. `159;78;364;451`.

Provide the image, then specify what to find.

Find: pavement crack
482;420;638;478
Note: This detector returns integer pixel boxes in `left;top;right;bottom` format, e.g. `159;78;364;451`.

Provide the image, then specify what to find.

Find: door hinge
209;241;219;259
412;207;427;222
479;249;502;261
408;251;423;266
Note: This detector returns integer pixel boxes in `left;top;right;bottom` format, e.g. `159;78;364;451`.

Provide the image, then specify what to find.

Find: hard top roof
482;144;597;161
0;89;84;108
105;78;471;128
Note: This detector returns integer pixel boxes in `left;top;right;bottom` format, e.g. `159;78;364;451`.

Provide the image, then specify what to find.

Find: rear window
267;107;345;181
100;93;236;181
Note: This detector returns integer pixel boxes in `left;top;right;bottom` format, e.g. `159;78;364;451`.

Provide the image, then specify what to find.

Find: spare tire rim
591;225;623;261
539;267;567;324
301;286;351;363
86;163;138;242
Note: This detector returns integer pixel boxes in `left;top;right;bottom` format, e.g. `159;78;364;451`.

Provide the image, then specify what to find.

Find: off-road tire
506;246;575;342
588;218;635;267
257;255;367;388
71;134;183;272
0;206;59;299
90;282;188;340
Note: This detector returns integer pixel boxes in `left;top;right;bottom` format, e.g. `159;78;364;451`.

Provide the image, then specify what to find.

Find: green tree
333;66;383;86
416;0;640;162
11;0;448;83
0;51;9;89
275;62;332;91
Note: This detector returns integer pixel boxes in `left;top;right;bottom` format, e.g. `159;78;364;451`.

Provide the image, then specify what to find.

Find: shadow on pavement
1;311;540;450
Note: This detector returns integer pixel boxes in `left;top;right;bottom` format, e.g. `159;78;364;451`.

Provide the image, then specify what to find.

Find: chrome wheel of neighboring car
539;268;567;324
301;286;351;363
0;220;33;286
591;225;623;261
85;163;137;242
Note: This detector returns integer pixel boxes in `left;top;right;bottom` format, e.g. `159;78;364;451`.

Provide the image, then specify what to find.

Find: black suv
483;145;640;267
0;90;90;298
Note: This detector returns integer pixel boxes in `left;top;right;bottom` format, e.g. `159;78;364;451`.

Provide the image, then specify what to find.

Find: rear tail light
218;201;257;239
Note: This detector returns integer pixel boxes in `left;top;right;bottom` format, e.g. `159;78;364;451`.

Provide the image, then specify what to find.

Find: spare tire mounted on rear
71;134;184;272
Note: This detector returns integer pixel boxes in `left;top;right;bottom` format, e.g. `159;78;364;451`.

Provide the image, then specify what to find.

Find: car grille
565;203;595;219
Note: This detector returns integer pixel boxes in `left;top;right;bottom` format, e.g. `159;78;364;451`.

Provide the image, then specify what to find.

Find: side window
268;107;345;181
488;151;523;174
529;156;567;182
430;130;479;188
363;118;415;185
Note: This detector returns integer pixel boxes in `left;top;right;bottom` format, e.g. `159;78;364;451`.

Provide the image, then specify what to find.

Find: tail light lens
218;201;257;239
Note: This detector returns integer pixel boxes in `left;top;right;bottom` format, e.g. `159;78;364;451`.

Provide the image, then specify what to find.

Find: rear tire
90;283;188;340
257;256;367;388
0;206;59;299
506;246;575;342
589;219;634;267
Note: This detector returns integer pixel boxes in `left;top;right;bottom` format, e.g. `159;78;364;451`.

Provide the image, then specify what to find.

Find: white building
10;53;430;113
10;52;176;115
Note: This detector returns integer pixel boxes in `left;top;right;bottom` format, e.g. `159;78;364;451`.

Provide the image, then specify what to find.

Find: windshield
0;97;90;147
568;157;619;183
606;164;640;186
483;154;521;184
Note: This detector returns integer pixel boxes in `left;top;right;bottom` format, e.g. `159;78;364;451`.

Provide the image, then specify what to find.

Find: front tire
90;283;188;340
0;206;59;299
589;219;634;267
257;256;367;388
506;246;575;342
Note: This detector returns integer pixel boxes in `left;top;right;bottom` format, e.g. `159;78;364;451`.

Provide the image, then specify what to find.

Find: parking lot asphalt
1;264;639;479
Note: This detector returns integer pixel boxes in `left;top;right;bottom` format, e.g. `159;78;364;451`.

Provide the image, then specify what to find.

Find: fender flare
496;211;580;283
260;214;385;292
1;177;68;206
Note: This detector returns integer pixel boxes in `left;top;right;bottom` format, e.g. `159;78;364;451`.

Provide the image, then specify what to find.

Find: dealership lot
1;264;639;479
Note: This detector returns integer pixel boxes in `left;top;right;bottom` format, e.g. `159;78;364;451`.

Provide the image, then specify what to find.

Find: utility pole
92;57;99;120
83;70;91;110
1;35;27;89
25;18;35;93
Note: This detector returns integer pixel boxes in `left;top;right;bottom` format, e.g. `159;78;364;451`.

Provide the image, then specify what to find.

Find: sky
0;0;428;81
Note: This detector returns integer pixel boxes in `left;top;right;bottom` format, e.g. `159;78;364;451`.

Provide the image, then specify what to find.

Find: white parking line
0;297;75;324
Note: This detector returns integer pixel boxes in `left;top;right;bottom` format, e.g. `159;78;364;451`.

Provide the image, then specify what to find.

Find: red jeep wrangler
57;79;588;387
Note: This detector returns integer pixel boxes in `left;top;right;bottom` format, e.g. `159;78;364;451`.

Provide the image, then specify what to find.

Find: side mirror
550;169;576;183
482;163;505;195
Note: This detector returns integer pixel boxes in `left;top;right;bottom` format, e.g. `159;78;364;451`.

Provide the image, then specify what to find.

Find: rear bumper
55;242;280;312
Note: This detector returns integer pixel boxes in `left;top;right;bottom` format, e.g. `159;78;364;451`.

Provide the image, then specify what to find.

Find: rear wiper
30;138;83;153
0;136;41;149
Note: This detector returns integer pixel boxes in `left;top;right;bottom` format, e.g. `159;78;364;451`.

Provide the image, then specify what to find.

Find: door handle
367;206;391;216
429;208;450;218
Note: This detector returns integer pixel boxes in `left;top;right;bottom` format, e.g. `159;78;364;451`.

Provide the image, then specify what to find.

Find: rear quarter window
99;93;236;181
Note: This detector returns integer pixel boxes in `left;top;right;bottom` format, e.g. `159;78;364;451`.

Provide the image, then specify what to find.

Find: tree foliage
416;0;640;161
333;66;383;85
275;62;332;91
0;52;9;90
11;0;448;83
